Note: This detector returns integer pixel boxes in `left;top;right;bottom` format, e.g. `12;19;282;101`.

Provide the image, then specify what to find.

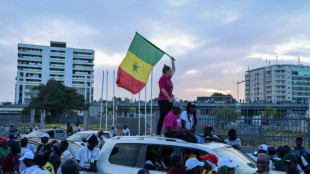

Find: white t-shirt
123;128;130;136
180;111;195;130
76;146;100;174
225;138;242;146
21;165;39;174
19;148;32;173
26;143;36;153
57;149;73;174
32;168;50;174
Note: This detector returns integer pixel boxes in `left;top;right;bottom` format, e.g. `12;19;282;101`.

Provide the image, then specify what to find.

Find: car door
130;144;176;174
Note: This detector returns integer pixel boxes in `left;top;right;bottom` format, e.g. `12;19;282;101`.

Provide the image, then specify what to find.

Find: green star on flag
133;63;139;72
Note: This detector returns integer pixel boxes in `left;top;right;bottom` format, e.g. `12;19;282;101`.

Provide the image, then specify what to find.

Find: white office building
15;41;94;104
245;64;310;103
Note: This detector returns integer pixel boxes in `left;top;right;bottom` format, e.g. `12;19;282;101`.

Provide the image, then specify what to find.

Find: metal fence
195;104;310;148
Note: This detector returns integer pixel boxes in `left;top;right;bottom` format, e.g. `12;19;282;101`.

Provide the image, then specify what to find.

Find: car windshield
27;131;45;138
67;133;92;142
213;147;256;174
68;143;81;158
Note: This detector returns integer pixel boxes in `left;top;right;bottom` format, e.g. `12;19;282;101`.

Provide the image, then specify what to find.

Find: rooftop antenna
266;58;267;66
269;60;270;66
276;56;278;63
298;56;300;65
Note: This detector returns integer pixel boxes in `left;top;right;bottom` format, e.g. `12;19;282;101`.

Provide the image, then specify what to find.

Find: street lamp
237;80;245;102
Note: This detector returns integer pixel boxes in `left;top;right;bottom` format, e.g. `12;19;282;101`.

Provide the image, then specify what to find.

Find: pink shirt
164;111;181;133
158;75;173;101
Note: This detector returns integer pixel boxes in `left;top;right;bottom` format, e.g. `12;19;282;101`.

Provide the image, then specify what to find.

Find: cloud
94;51;124;66
185;88;232;95
185;70;197;75
166;0;190;6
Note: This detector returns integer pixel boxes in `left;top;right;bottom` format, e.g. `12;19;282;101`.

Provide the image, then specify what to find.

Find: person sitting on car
225;128;241;149
98;130;105;149
144;148;167;171
110;125;117;137
203;124;225;143
164;101;196;143
76;134;100;174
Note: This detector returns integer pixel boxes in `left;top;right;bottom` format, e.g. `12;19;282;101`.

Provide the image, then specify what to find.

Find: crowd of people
0;132;99;174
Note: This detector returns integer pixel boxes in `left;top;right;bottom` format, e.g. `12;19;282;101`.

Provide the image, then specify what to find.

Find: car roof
108;136;230;149
76;131;98;134
35;129;65;131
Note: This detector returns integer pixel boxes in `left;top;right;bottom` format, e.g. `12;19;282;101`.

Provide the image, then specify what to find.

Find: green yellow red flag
116;33;164;94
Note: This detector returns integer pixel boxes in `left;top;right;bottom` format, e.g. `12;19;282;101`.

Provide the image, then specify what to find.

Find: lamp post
237;80;245;102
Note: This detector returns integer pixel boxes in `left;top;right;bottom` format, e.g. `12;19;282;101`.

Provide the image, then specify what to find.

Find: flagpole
145;86;147;135
150;70;153;135
135;32;175;60
138;92;141;135
105;70;108;131
113;70;115;126
100;71;104;130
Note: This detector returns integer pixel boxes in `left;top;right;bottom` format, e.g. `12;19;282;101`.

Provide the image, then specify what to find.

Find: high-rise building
245;64;310;103
15;41;94;104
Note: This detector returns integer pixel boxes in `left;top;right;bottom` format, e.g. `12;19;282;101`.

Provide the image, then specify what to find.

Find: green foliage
23;79;87;122
264;106;277;117
210;105;241;128
211;92;232;97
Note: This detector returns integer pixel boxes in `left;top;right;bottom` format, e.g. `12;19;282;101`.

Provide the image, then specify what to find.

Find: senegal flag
116;33;164;94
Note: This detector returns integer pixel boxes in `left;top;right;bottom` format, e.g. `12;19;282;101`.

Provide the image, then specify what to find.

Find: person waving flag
116;32;169;94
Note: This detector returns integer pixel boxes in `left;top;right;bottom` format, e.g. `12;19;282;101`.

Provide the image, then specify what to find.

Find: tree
264;106;277;117
23;79;87;123
124;97;130;103
211;92;233;98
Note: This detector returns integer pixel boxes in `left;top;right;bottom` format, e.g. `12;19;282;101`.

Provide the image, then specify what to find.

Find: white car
97;136;284;174
67;131;109;147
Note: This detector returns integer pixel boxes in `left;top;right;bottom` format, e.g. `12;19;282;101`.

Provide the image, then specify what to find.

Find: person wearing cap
167;156;187;174
253;144;274;170
61;159;80;174
123;125;131;136
20;152;38;174
138;168;150;174
157;57;175;136
274;146;288;172
110;125;117;137
98;130;105;148
164;101;196;143
199;153;218;174
36;133;52;164
203;124;225;143
217;157;238;174
283;153;302;174
253;153;270;174
0;137;10;166
294;137;309;161
76;134;100;174
225;129;241;149
2;140;21;173
185;158;204;174
19;138;32;173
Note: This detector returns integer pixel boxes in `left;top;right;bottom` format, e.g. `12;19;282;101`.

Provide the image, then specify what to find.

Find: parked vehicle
97;136;284;174
26;129;67;139
67;131;109;147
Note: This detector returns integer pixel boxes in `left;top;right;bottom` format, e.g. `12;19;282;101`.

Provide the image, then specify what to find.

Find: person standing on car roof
76;134;100;174
157;58;175;136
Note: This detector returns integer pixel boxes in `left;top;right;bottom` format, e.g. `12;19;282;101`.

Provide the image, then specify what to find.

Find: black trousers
156;100;172;135
164;132;196;143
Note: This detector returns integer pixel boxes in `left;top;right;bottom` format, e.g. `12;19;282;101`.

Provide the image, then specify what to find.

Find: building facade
245;64;310;103
15;41;94;104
